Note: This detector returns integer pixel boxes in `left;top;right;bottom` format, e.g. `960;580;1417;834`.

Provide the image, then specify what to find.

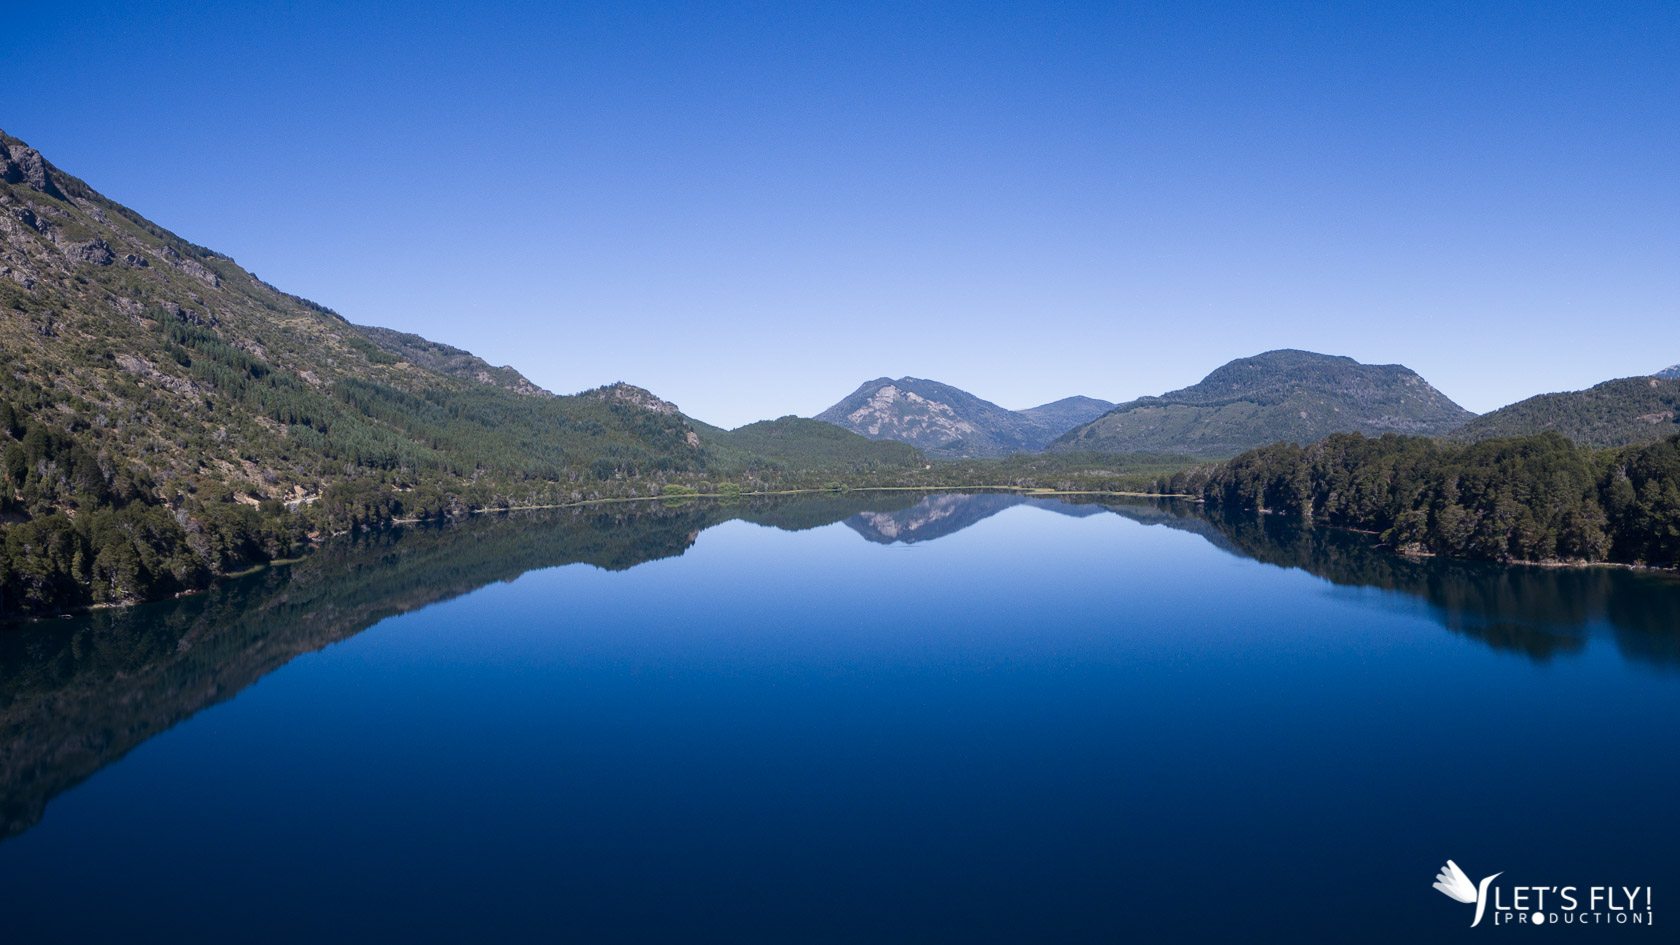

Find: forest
1170;431;1680;567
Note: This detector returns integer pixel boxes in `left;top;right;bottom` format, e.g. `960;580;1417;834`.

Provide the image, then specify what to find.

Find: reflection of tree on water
1097;498;1680;668
0;493;923;843
3;490;1677;845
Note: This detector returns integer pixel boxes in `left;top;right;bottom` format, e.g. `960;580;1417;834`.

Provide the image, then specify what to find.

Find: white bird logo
1433;860;1503;927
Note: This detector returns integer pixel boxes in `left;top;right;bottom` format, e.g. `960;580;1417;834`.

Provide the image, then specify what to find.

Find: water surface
2;494;1676;942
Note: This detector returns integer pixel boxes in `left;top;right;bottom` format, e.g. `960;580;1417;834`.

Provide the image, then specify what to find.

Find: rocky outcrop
180;257;220;287
0;139;66;200
66;237;114;265
590;381;680;415
115;353;199;396
160;299;219;327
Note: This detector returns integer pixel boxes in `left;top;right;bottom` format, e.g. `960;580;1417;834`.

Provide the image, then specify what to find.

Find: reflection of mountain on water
3;490;1678;846
845;493;1105;544
1100;499;1680;669
0;493;923;844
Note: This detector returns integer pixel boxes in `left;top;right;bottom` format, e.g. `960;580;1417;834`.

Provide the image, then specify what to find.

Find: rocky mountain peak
814;377;1113;458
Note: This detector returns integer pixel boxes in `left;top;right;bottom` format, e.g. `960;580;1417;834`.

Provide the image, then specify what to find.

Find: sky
3;1;1676;427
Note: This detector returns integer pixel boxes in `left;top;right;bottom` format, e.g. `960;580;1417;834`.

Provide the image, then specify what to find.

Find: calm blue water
2;495;1677;942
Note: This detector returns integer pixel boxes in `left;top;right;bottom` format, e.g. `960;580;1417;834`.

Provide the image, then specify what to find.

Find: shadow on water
2;490;1677;843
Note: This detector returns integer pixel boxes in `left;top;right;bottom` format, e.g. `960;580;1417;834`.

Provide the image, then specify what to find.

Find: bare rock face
160;300;219;327
67;238;115;265
116;353;199;396
180;258;220;287
0;140;66;200
589;382;681;415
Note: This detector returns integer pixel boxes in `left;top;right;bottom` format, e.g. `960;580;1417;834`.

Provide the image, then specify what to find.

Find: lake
2;493;1677;942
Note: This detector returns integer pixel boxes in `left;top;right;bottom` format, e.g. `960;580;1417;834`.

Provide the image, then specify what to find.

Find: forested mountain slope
695;416;925;475
0;129;893;618
1450;377;1680;448
1051;349;1474;458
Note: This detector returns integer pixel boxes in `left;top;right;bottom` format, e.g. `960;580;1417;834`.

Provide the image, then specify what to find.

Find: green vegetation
695;415;925;473
894;450;1198;493
1450;376;1680;448
0;131;965;619
1172;431;1680;567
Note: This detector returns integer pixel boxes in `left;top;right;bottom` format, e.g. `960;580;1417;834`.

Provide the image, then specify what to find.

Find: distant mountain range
1049;349;1473;458
814;377;1113;458
810;352;1680;460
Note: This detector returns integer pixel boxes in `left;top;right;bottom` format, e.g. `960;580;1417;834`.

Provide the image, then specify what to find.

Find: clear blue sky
4;1;1676;427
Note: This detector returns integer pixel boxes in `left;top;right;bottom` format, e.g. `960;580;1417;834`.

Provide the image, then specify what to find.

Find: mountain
1017;395;1117;431
1050;349;1475;458
1450;376;1680;448
0;129;914;619
813;377;1110;457
1655;364;1680;379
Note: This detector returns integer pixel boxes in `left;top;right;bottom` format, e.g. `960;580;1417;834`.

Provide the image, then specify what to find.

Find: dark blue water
2;495;1677;942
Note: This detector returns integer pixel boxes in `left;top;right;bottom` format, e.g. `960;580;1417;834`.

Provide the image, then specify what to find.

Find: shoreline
10;486;1676;626
1;486;1191;625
